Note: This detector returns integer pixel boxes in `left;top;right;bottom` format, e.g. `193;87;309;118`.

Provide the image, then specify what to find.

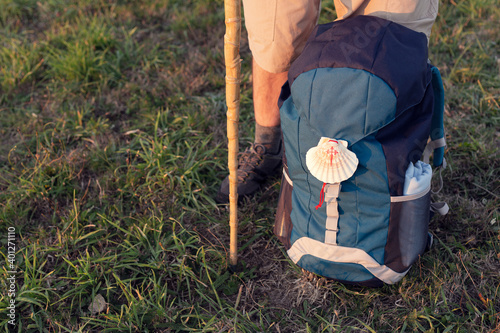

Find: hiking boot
216;142;283;204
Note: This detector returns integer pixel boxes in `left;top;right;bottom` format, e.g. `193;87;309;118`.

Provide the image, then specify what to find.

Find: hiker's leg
216;0;321;204
252;59;287;128
242;0;321;74
243;0;321;133
247;0;321;148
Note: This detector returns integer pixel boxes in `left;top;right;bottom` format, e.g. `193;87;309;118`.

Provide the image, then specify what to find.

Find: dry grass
0;0;498;332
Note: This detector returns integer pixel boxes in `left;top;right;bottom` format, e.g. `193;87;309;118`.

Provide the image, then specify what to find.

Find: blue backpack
274;15;448;287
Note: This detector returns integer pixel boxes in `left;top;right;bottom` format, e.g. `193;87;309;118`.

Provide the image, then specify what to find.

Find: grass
0;0;499;331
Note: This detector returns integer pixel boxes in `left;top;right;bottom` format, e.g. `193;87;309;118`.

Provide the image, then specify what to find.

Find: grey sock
254;122;281;154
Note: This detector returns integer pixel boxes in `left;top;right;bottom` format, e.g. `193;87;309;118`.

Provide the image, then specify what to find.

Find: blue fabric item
375;85;434;196
403;161;432;195
430;66;445;167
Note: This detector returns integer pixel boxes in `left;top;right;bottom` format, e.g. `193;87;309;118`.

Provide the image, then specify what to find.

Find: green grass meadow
0;0;499;331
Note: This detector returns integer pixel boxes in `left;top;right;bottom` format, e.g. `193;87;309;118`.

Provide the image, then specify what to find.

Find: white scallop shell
306;137;358;184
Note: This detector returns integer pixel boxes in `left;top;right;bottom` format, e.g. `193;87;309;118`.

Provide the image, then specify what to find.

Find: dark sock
254;122;281;154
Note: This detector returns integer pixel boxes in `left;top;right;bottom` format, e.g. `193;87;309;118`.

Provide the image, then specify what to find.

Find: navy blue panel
375;84;434;196
288;15;430;116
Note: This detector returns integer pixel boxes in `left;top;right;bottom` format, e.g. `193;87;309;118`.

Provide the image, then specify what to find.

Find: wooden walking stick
224;0;241;267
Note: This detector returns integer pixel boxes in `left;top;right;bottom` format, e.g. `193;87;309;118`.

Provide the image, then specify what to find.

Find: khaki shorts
243;0;439;73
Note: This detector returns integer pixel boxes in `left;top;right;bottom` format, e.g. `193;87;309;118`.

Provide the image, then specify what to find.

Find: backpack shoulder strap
423;65;446;167
424;65;449;216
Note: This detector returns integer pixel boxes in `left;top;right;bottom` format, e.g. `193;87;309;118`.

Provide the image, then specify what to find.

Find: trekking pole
224;0;241;267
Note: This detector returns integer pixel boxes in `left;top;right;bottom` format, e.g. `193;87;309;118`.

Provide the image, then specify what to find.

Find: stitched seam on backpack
370;22;390;71
304;69;319;238
364;74;370;135
354;163;360;246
